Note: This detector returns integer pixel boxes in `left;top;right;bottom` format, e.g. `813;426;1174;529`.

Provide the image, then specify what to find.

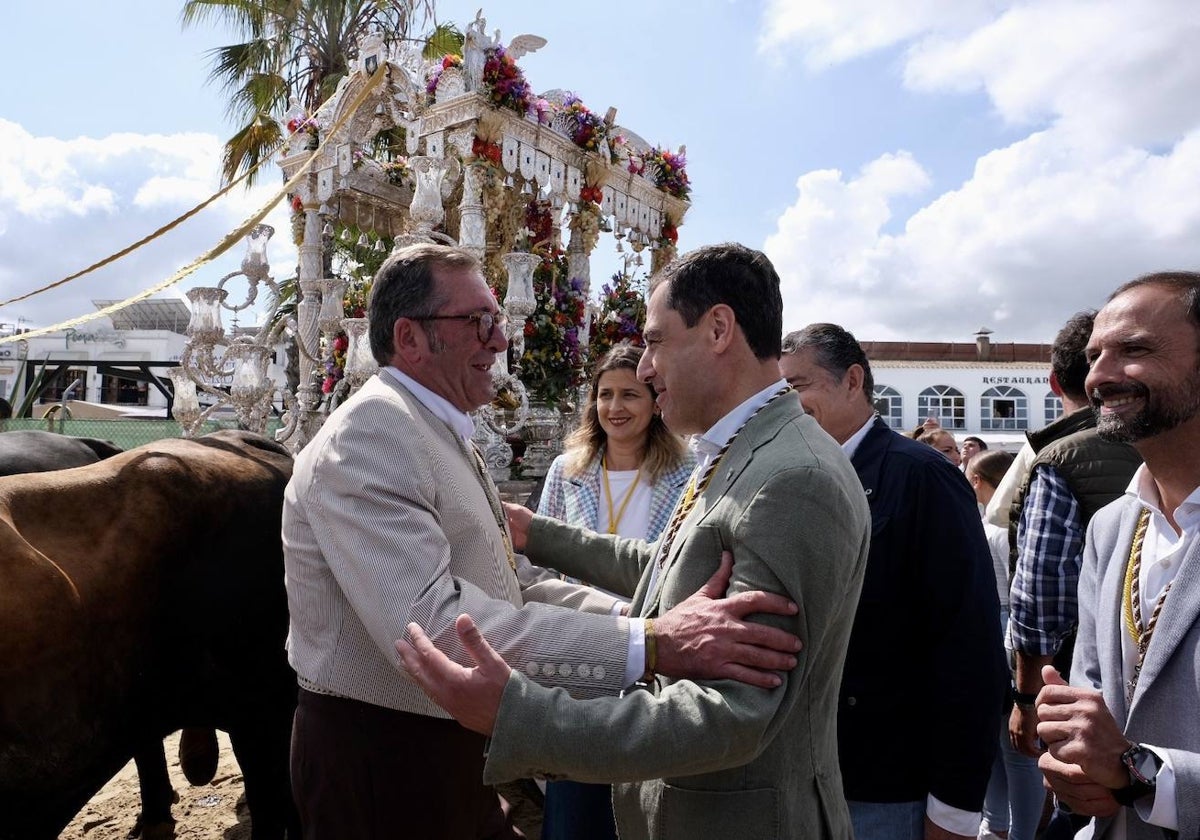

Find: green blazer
484;395;871;840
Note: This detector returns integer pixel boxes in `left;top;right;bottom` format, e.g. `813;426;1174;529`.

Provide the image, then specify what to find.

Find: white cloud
0;121;297;333
770;128;1200;341
762;0;1200;341
758;0;1002;67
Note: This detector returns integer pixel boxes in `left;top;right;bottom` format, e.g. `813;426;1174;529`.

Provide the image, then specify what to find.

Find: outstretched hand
395;614;512;736
654;549;802;689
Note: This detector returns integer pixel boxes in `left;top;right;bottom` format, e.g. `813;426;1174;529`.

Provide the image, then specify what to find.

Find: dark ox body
0;431;299;839
0;430;123;476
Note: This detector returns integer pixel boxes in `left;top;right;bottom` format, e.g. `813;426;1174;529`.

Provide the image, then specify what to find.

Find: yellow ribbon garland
0;164;260;310
0;65;387;345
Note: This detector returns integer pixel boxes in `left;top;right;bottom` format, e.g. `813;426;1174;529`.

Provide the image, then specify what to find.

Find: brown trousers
291;688;523;840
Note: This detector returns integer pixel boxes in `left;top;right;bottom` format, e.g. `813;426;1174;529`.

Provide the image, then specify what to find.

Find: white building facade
861;337;1057;450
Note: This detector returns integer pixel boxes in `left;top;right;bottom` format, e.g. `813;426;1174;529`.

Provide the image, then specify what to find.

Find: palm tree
181;0;438;185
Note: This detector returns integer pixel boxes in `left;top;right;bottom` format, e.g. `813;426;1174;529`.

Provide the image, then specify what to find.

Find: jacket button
594;665;606;681
578;664;591;678
525;661;540;676
847;696;857;707
558;664;571;677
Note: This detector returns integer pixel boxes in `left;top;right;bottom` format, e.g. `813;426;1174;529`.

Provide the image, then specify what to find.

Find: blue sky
3;0;1199;342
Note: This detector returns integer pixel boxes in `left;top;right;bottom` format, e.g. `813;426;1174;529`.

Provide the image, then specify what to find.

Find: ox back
0;430;300;839
0;430;124;477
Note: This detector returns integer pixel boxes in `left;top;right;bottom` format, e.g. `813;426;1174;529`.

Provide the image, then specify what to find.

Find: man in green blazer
399;243;871;840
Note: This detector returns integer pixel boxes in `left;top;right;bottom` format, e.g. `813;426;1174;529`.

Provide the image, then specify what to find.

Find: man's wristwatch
1112;743;1162;806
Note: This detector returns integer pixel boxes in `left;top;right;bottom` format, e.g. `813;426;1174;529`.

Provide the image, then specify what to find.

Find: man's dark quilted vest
1008;407;1141;668
1008;407;1111;566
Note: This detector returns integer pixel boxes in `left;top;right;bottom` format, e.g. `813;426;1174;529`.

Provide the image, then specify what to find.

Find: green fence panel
0;418;284;451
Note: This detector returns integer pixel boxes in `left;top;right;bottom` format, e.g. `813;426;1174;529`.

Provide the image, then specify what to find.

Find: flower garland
645;146;690;199
558;93;607;152
471;135;503;167
382;157;411;186
590;271;647;359
483;45;534;116
284;114;320;151
520;255;587;406
426;54;463;101
320;278;372;395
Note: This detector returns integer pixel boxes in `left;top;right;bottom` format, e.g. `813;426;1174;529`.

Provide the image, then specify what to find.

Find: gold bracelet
643;618;657;682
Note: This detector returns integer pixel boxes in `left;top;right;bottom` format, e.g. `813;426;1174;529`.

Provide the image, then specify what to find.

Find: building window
873;385;903;429
918;385;966;430
981;386;1029;431
101;375;149;406
1045;392;1063;425
40;368;90;402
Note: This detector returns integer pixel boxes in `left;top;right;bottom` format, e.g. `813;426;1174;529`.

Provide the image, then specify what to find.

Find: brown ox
0;431;299;839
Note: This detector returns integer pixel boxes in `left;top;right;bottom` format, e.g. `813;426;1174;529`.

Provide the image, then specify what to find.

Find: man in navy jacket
782;324;1007;840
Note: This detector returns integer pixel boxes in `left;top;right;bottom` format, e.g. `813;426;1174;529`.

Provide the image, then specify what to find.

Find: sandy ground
60;731;544;839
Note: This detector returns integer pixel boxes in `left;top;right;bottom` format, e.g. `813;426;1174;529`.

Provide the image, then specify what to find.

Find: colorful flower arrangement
645;146;690;199
482;45;535;116
659;221;679;247
590;271;647;359
558;93;606;152
426;54;463;100
520;256;588;406
471;135;503;167
321;279;372;396
286;114;320;136
382;157;411;186
579;184;604;205
286;114;320;150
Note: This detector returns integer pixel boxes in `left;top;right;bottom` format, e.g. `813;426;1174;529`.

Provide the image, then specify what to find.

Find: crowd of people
281;240;1200;840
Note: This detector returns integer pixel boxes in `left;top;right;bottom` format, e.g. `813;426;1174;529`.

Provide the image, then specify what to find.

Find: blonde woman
536;341;694;840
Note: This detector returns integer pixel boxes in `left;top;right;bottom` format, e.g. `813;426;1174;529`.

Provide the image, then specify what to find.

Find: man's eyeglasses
411;310;508;344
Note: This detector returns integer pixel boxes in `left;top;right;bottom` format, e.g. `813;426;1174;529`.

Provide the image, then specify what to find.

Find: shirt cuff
1134;745;1178;830
927;795;981;837
623;617;646;687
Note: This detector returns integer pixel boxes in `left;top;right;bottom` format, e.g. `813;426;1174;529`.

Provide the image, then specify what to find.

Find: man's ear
1049;370;1064;397
392;318;423;365
707;304;737;353
843;363;865;397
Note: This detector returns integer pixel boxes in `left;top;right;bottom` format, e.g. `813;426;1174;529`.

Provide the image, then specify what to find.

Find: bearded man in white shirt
1036;271;1200;840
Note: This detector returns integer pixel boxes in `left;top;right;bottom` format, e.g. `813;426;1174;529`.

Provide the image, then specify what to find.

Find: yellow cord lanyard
602;455;643;535
1122;507;1173;703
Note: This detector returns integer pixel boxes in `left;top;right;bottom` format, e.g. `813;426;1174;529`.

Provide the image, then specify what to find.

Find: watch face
1125;746;1159;785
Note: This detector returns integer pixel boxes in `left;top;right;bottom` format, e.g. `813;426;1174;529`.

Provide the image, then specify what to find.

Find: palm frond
423;22;463;59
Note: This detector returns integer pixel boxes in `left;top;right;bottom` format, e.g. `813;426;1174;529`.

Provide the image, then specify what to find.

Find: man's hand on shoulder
654;550;801;689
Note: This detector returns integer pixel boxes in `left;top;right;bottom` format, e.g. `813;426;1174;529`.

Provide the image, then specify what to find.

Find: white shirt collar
695;379;789;458
1125;463;1200;535
841;414;878;459
383;366;476;442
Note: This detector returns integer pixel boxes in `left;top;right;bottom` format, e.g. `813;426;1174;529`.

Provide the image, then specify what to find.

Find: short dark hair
781;323;874;401
963;436;987;450
649;243;783;360
1109;271;1200;332
1051;310;1096;402
367;243;479;365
